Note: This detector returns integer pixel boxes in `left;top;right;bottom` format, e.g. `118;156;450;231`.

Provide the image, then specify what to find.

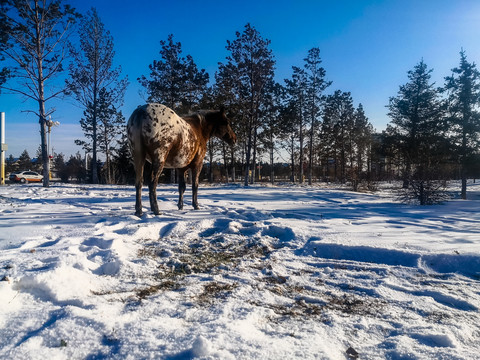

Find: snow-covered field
1;181;479;359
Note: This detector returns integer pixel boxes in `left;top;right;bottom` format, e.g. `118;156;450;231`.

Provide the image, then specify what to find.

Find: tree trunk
308;125;314;185
403;160;411;189
39;117;49;188
299;118;304;183
106;145;111;184
230;147;236;183
35;10;49;188
222;142;229;183
208;138;214;183
251;125;257;184
92;56;99;184
461;124;467;199
334;152;338;182
290;136;295;182
270;132;274;185
244;126;252;186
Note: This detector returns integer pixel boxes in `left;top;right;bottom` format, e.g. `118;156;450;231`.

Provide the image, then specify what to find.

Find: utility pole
1;112;7;185
46;117;60;180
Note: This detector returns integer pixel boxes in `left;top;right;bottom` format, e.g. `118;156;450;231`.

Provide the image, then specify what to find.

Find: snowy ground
0;181;479;359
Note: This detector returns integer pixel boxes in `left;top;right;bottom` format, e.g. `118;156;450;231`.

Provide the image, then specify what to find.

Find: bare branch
21;109;41;117
1;85;38;101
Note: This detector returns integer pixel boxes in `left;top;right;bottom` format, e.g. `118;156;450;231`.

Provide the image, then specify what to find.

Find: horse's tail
127;105;149;155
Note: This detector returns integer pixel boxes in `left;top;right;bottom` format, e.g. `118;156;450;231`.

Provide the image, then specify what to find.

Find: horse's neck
198;114;217;141
186;114;216;142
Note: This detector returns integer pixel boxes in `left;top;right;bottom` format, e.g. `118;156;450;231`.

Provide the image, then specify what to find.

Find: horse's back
127;103;199;168
128;103;179;133
128;103;181;147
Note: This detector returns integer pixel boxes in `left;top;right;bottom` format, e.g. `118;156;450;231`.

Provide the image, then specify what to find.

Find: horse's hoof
177;204;184;210
153;210;162;215
135;211;143;217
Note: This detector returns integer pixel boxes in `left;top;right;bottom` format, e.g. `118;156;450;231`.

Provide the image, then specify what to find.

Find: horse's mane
184;110;219;126
192;109;219;117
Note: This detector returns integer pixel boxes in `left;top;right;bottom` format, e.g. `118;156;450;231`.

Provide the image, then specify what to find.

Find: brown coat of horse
127;103;236;216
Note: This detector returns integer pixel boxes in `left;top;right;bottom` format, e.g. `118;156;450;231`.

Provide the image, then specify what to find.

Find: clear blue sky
1;0;480;158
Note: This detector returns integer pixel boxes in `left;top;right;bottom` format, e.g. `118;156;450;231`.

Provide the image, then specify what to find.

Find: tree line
1;1;479;202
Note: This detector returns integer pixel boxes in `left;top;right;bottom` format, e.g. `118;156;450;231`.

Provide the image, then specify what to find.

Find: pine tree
65;152;87;183
304;48;331;184
18;149;32;170
444;50;480;200
96;88;125;184
322;90;355;182
259;80;285;184
34;145;44;172
0;0;79;187
388;60;446;204
6;154;17;174
353;104;374;186
112;132;135;184
138;34;208;114
215;62;243;182
285;66;307;182
220;23;275;186
68;7;127;184
319;105;335;182
53;152;67;182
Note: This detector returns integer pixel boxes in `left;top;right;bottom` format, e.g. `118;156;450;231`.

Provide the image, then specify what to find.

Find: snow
1;181;480;359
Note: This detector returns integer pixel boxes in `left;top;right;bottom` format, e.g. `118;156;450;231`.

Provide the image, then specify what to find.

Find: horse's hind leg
148;156;164;215
177;169;187;210
133;152;146;217
191;165;201;210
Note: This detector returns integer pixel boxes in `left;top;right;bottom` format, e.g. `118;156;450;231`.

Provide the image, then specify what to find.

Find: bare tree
0;0;79;187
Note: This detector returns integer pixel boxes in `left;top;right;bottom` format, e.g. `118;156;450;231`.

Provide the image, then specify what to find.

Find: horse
127;103;236;216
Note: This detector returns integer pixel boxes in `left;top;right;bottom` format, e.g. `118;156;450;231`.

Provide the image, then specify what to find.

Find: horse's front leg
177;169;186;210
149;157;164;215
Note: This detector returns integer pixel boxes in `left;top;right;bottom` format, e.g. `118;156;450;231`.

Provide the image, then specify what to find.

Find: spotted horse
127;103;237;216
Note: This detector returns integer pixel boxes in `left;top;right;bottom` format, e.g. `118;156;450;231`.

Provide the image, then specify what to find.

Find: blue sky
1;0;480;158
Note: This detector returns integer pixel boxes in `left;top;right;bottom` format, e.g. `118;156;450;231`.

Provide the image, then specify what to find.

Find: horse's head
213;107;237;146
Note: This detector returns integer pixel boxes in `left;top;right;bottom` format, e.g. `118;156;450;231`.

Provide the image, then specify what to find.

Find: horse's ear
220;106;226;116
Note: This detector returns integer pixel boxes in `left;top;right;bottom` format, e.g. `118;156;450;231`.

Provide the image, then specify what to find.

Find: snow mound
191;335;212;357
14;265;94;307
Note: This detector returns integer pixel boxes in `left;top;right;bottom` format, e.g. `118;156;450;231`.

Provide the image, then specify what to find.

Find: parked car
9;171;43;183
